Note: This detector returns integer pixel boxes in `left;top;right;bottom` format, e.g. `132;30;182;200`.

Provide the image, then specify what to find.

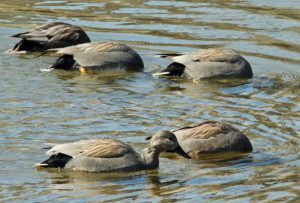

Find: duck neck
141;147;160;169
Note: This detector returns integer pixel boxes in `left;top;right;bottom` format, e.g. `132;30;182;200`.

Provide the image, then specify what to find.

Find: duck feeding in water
9;22;90;53
153;48;253;79
35;131;190;172
43;41;144;72
147;121;253;160
173;120;252;155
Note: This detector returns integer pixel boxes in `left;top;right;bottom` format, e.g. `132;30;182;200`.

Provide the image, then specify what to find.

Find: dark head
153;62;186;77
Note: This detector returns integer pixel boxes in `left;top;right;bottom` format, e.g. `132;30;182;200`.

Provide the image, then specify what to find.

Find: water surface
0;0;299;202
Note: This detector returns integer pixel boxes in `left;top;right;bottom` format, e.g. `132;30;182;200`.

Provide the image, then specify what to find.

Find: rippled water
0;0;299;202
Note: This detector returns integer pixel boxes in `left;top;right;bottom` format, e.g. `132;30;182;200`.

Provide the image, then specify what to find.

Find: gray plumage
154;48;253;79
52;41;144;71
172;121;253;158
10;22;90;52
35;131;189;172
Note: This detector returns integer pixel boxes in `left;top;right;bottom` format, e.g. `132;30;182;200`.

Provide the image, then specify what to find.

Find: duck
10;22;90;52
35;131;190;172
153;48;253;79
44;41;144;72
171;121;253;158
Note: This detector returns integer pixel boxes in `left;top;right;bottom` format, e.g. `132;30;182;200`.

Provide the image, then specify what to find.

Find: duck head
147;130;190;159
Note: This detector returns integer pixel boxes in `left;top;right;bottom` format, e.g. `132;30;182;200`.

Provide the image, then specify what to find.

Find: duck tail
12;39;43;52
156;53;183;59
34;153;72;168
34;163;49;168
153;62;186;77
47;54;77;70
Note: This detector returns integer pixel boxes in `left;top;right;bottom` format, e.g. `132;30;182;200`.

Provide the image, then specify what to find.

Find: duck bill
174;145;190;159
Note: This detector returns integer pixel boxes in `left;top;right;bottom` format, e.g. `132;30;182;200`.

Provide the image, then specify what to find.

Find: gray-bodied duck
35;131;190;172
45;41;144;72
172;121;253;158
10;22;90;52
154;48;253;79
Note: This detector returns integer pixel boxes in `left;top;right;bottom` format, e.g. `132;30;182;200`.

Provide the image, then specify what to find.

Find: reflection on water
0;0;299;202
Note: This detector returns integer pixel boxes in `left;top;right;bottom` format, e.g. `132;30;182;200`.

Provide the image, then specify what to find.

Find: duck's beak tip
174;145;190;159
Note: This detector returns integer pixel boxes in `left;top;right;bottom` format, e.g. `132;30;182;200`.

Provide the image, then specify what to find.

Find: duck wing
12;22;90;47
12;22;71;40
190;49;242;63
172;121;234;140
53;41;133;67
47;138;134;158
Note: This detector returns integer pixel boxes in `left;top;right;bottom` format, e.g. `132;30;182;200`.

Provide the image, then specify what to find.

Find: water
0;0;299;202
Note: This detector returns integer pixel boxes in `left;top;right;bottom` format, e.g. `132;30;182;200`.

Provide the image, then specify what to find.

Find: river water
0;0;299;202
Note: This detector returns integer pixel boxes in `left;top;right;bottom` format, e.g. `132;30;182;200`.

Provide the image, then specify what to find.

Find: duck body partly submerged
10;22;90;52
172;121;253;158
154;48;253;79
36;131;189;172
47;41;144;72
